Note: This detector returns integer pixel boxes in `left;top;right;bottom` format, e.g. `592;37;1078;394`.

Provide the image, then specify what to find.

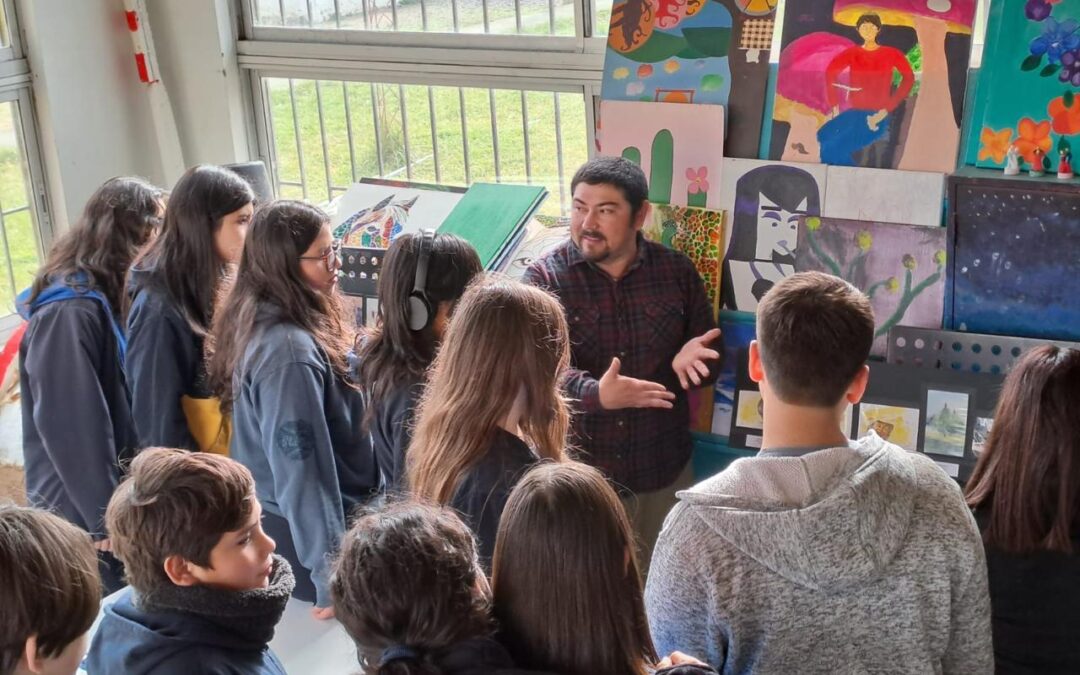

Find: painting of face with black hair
719;159;826;312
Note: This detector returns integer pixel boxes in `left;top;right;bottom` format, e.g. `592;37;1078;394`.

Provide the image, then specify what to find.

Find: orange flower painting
978;127;1013;164
1013;118;1053;165
1049;95;1080;135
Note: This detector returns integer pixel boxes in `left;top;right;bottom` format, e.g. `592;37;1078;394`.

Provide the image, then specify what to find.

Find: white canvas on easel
822;166;945;227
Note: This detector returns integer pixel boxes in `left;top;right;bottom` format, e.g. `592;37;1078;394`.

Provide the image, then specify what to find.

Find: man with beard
524;157;721;564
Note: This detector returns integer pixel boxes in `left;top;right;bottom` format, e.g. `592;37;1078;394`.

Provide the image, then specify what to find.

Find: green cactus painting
796;216;948;356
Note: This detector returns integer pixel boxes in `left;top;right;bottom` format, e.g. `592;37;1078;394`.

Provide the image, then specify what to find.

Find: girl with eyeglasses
207;200;379;618
126;165;255;451
19;176;166;593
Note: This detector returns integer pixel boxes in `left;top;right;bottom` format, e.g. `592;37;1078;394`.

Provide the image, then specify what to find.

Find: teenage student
492;461;717;675
646;272;993;673
19;176;164;592
407;276;570;564
356;231;482;490
0;505;101;675
965;345;1080;673
523;156;721;564
208;199;379;617
127;164;254;451
86;448;293;674
331;501;549;675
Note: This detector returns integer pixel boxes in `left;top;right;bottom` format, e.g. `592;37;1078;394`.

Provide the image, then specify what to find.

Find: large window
0;1;49;320
240;0;604;215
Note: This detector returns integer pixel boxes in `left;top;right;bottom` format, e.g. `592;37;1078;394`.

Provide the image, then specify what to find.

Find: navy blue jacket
230;305;379;607
451;428;538;567
125;266;205;450
85;587;287;675
19;282;136;537
371;376;423;491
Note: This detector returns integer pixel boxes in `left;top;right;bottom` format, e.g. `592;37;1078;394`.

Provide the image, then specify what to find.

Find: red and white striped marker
123;0;157;84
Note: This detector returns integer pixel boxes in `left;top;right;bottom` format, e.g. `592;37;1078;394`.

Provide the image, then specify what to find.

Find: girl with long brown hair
965;345;1080;673
18;176;165;593
127;164;254;451
207;200;378;617
492;461;717;675
406;276;570;564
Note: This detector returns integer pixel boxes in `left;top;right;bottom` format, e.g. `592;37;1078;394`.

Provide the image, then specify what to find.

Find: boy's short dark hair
0;505;100;674
106;447;255;595
856;13;882;30
756;272;874;407
571;157;649;217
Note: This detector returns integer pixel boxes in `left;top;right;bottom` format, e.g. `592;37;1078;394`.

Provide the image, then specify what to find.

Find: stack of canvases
596;0;1064;481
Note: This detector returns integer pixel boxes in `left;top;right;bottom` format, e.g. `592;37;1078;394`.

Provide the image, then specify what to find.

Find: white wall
147;0;252;167
18;0;167;231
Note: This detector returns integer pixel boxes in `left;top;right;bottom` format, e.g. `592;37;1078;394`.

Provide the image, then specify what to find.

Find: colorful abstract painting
971;0;1080;170
711;313;755;437
643;203;725;315
332;182;464;248
822;166;945;227
598;101;725;209
948;181;1080;341
601;0;776;158
718;158;827;312
796;216;947;356
769;0;976;172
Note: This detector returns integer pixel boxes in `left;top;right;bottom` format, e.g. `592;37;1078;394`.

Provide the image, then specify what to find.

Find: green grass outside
0;101;42;314
266;78;591;216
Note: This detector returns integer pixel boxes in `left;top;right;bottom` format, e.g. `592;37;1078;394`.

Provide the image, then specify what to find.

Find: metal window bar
482;0;490;33
549;0;556;34
390;0;399;30
278;0;286;26
314;80;334;202
458;88;471;183
520;91;531;183
305;0;314;26
451;0;459;32
398;84;412;180
553;92;566;211
333;0;341;27
370;83;386;176
489;89;500;181
287;79;309;200
515;0;522;34
361;0;370;30
420;0;428;31
427;86;441;183
342;82;358;183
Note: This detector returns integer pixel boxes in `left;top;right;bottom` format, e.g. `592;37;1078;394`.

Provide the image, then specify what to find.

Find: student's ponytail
376;646;441;675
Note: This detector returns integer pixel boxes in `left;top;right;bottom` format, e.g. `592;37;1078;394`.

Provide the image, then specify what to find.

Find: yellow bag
181;395;232;456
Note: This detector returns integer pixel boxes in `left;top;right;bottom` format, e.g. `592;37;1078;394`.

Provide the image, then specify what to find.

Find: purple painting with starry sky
949;183;1080;341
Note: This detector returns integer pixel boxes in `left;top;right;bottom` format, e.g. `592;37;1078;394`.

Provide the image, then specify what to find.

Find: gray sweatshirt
645;434;993;675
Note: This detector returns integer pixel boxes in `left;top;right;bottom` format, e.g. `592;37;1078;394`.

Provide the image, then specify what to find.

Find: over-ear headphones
407;229;436;331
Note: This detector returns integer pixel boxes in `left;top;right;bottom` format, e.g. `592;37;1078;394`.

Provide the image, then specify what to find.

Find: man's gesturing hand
598;357;676;410
672;327;722;390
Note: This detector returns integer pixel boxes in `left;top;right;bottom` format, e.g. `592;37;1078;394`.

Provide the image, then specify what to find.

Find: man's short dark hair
570;157;649;216
856;13;882;30
756;272;875;407
106;447;256;596
0;505;100;674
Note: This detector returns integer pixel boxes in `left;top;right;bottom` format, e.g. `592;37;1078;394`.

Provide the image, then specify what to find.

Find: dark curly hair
330;500;494;675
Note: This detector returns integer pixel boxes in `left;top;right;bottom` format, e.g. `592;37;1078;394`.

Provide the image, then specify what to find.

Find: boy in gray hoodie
645;272;993;674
